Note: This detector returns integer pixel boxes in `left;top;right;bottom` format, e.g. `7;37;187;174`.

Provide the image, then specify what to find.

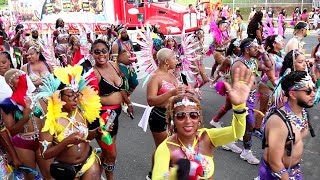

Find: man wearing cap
23;28;44;53
112;27;139;111
285;21;309;54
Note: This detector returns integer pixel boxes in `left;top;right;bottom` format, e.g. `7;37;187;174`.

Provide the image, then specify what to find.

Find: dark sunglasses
174;111;200;121
62;92;83;101
93;48;109;55
294;88;315;95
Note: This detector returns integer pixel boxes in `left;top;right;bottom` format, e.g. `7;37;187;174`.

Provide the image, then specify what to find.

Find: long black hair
247;11;263;35
0;51;14;68
226;38;238;56
264;35;282;57
280;50;303;76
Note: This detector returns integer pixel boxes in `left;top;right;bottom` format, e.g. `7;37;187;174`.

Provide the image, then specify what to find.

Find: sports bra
157;80;176;95
94;62;123;96
27;62;51;82
55;109;88;145
166;129;214;179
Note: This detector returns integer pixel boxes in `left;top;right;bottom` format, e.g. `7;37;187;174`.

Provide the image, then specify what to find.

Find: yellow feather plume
80;86;102;124
54;65;83;86
42;91;68;135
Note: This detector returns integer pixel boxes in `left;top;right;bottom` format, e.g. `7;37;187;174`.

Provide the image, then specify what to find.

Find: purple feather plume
214;81;227;96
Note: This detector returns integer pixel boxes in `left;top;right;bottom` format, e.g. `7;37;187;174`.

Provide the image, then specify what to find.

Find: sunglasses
62;92;83;101
93;48;109;55
294;88;315;95
174;111;200;121
176;62;182;68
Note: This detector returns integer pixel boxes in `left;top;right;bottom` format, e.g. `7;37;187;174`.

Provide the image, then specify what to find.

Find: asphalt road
95;29;320;180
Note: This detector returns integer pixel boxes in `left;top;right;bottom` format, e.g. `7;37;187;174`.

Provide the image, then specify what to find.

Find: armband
111;54;118;61
233;109;247;114
40;140;52;158
272;168;287;178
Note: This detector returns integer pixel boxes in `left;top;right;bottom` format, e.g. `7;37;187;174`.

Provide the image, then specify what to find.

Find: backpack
262;108;315;156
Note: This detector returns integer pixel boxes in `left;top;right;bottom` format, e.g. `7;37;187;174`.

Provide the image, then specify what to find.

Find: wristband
262;51;268;56
233;109;247;114
272;168;287;178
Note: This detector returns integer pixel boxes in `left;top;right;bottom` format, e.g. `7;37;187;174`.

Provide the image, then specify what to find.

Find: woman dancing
152;66;255;179
39;65;102;179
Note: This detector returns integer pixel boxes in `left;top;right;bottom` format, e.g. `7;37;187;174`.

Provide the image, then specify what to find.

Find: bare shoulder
265;112;288;134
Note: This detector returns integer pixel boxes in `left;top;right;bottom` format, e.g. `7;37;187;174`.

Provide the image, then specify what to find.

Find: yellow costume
152;103;247;180
37;65;102;177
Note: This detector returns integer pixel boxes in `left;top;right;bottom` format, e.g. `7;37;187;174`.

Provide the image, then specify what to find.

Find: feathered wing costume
180;27;200;82
134;24;157;87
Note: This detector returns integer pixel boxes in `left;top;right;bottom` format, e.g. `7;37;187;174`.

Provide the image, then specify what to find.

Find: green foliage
0;0;8;6
176;0;197;6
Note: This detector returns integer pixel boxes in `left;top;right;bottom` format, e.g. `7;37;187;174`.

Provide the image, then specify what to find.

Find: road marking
132;102;148;109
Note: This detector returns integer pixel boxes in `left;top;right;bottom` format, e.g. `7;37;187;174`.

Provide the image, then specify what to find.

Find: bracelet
128;103;133;107
262;51;268;56
272;168;287;178
233;109;247;114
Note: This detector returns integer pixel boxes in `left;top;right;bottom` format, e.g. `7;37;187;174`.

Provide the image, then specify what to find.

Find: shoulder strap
108;62;122;78
27;63;31;75
116;39;123;53
44;62;52;73
262;109;295;157
305;109;316;137
275;109;295;156
93;66;102;77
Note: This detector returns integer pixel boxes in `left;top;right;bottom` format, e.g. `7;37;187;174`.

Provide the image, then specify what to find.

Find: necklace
284;102;308;131
239;56;257;72
176;135;209;179
176;135;199;161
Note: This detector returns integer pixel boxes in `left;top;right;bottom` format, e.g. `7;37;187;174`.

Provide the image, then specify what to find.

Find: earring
165;63;169;70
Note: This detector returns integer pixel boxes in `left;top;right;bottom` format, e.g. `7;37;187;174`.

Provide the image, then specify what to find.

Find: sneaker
210;120;223;128
146;171;152;180
222;143;242;153
240;150;260;165
253;128;262;139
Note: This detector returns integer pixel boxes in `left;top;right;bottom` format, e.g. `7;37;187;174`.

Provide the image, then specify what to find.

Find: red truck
10;0;199;34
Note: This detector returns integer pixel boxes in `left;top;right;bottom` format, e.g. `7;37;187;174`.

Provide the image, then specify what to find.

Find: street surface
95;29;320;180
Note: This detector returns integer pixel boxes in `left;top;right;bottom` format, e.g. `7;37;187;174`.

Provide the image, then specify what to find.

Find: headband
244;39;258;49
8;71;23;84
274;35;283;44
29;46;40;53
289;73;315;91
118;27;126;34
173;96;197;108
233;39;241;47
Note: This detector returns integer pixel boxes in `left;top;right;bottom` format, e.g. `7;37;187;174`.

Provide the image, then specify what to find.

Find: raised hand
224;67;255;105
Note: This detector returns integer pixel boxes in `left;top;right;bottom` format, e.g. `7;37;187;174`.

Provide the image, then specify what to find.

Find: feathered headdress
268;68;291;107
263;15;284;38
37;65;101;135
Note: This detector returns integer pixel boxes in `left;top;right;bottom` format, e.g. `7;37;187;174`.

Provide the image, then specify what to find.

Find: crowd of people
0;2;318;180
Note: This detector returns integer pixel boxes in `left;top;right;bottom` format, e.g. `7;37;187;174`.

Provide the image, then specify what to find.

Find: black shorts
88;106;121;137
101;107;121;137
148;107;167;133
